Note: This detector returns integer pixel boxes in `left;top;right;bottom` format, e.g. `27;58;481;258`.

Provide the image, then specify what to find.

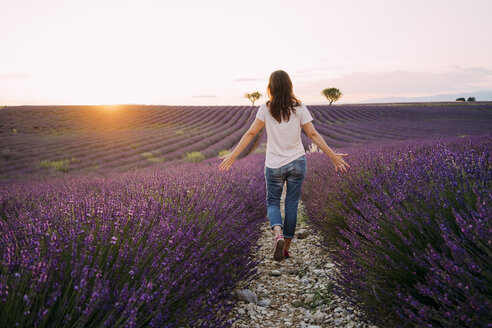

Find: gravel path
226;199;379;328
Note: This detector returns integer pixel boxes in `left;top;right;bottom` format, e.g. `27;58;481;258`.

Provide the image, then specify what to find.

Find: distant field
1;102;492;180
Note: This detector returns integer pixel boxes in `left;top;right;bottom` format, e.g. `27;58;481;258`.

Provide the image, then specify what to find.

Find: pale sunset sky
1;0;492;106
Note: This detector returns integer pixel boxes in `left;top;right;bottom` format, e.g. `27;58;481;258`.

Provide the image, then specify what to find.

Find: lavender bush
0;154;266;327
302;134;492;327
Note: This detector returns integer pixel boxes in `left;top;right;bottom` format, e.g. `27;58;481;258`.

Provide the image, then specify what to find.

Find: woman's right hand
330;153;350;173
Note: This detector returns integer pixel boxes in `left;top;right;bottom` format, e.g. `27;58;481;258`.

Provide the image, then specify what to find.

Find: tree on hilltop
244;92;262;106
322;88;343;105
467;97;476;102
456;97;466;102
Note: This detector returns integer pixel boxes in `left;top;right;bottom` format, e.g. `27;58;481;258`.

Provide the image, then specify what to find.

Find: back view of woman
219;70;350;261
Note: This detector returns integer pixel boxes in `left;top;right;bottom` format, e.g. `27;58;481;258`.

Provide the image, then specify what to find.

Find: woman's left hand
331;153;350;173
218;153;236;172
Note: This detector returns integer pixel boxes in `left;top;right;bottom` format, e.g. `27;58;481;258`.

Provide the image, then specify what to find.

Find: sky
1;0;492;106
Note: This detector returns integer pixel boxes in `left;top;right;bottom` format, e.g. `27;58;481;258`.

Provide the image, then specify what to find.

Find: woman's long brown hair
266;70;301;123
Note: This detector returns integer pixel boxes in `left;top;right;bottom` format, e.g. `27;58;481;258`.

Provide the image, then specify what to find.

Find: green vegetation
184;151;205;163
321;88;343;105
147;157;164;163
218;150;231;157
297;202;308;224
140;151;163;163
456;97;476;102
141;151;155;159
253;142;266;154
39;159;71;172
244;91;262;106
175;129;186;136
305;283;333;310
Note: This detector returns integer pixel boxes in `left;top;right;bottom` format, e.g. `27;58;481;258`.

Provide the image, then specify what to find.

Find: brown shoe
273;235;285;261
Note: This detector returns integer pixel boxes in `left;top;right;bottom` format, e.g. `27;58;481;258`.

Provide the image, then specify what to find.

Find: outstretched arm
302;122;350;173
219;118;265;172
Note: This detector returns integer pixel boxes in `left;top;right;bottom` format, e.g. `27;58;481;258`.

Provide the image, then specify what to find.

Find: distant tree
244;92;262;106
467;96;476;102
322;88;343;105
456;97;466;102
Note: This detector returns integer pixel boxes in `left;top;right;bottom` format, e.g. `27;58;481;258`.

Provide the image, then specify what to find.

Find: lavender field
0;103;491;327
0;154;267;327
302;134;492;327
1;102;492;180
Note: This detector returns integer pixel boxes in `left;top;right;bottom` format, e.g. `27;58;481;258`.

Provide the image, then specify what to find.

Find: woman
219;70;350;261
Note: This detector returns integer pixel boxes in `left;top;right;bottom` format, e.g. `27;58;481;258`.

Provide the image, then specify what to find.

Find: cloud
192;95;217;98
234;77;260;82
296;69;316;75
317;67;492;94
362;90;492;103
295;66;492;102
0;72;28;80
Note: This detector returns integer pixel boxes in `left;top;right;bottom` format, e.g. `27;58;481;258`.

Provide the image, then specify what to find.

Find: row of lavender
3;103;492;181
307;103;492;149
0;154;266;327
0;105;255;179
302;134;492;327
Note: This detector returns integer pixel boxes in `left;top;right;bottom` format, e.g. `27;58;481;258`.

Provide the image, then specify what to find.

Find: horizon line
3;100;492;108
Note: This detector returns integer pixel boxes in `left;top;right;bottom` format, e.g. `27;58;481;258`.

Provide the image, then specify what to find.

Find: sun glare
100;104;123;111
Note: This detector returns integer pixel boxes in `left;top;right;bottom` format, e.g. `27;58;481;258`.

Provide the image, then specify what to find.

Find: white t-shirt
256;102;313;168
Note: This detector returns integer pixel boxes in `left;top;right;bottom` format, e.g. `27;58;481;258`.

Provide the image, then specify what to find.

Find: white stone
297;229;310;239
257;299;271;307
345;321;357;328
235;289;258;304
303;293;315;304
313;310;326;324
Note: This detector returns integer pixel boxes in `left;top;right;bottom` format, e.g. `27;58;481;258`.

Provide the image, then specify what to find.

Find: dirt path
225;199;379;328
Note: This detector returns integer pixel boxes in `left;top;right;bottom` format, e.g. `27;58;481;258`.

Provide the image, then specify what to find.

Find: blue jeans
264;155;307;238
